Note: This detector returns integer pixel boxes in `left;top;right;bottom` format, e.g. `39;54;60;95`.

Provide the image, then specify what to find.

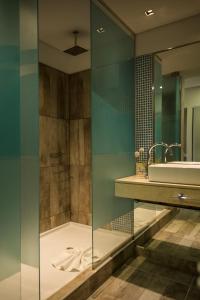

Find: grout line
184;276;196;300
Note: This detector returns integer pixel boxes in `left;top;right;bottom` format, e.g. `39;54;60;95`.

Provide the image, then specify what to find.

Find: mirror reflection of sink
170;161;200;165
149;163;200;185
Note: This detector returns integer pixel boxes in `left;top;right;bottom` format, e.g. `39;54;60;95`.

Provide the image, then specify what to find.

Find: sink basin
149;163;200;185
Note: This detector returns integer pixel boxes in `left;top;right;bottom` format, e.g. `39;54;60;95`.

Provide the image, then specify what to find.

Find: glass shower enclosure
91;0;135;263
0;0;135;299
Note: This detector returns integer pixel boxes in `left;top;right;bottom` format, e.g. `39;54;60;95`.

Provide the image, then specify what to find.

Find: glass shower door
91;0;135;265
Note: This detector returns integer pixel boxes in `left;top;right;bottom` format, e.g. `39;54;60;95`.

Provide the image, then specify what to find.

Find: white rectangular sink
149;163;200;185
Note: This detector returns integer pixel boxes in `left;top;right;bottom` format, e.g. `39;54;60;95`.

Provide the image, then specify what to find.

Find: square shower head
64;45;88;56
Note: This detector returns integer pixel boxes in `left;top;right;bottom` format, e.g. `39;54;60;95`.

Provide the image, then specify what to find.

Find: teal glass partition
154;56;163;161
0;2;21;298
154;58;162;142
193;106;200;161
91;1;135;263
0;1;39;299
20;0;40;299
162;74;181;145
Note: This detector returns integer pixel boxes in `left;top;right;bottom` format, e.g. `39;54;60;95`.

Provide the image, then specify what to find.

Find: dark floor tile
125;255;193;286
161;281;189;300
157;266;193;286
186;286;200;300
186;279;200;300
127;268;152;286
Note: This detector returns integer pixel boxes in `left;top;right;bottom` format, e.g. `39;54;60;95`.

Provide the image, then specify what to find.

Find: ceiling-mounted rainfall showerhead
64;30;88;56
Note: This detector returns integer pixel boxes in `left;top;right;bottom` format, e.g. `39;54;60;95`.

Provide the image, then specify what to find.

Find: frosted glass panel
193;106;200;161
154;57;163;161
0;1;21;299
162;74;181;145
0;1;39;299
91;1;135;264
20;0;39;299
154;58;162;142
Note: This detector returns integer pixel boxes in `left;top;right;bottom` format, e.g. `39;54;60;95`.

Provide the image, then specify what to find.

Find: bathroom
0;0;200;299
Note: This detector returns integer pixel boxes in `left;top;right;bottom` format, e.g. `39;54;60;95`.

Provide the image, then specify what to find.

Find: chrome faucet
164;143;181;163
147;142;169;176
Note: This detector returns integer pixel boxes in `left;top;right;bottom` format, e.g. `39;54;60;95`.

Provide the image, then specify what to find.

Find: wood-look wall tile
40;167;50;220
70;165;80;223
51;211;70;229
69;117;91;225
40;116;69;167
40;216;51;233
50;165;70;217
40;165;70;232
40;63;71;233
78;165;91;216
70;165;91;225
79;119;91;166
70;119;91;166
69;70;90;119
70;120;79;165
40;63;69;119
40;65;92;231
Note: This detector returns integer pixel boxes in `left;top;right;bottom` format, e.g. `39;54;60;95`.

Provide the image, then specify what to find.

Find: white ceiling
39;0;200;50
104;0;200;33
157;42;200;75
39;0;200;73
39;0;90;51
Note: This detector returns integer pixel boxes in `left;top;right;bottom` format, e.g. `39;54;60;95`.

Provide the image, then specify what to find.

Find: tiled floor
142;209;200;274
152;209;200;249
87;256;200;300
88;209;200;300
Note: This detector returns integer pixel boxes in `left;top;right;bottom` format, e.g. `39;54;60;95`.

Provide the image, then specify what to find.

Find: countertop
115;175;200;190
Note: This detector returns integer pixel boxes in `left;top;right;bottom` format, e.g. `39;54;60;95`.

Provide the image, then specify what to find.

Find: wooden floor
141;208;200;275
152;209;200;252
88;209;200;300
88;256;200;300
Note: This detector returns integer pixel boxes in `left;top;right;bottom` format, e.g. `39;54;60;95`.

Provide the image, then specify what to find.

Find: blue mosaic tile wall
136;55;154;162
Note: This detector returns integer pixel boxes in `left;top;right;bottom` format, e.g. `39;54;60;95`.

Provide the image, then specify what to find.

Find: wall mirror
153;41;200;162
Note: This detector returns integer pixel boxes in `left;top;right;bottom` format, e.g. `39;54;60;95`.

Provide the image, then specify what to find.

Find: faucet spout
146;142;169;176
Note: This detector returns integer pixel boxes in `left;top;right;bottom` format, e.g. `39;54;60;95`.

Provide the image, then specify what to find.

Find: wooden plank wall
69;70;91;225
40;63;70;232
39;64;91;232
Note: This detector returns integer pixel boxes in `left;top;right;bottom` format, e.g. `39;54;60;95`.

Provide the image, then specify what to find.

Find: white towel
67;247;101;272
52;247;102;272
51;248;80;270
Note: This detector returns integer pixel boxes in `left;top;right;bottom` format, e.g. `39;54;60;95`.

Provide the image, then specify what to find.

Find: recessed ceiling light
96;27;105;33
145;9;155;16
